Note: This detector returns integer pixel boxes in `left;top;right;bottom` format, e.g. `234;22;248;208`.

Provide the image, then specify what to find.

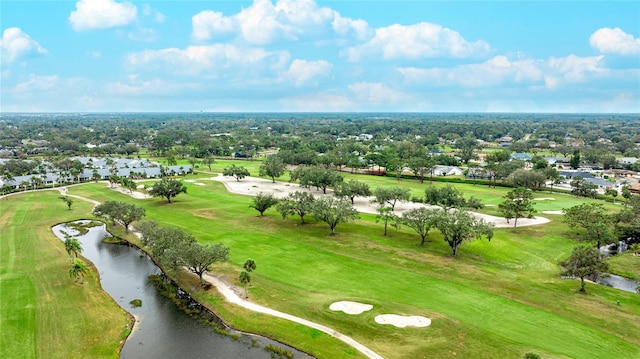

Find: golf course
1;160;639;359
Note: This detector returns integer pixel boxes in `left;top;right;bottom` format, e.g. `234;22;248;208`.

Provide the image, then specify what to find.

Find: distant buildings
0;156;191;191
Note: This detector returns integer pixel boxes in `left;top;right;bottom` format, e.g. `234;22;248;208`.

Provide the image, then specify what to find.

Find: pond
52;221;312;359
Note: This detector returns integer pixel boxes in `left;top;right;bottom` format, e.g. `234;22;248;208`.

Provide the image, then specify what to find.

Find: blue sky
1;0;639;113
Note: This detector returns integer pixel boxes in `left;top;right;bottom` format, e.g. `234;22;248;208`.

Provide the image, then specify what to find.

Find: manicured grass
6;172;640;358
0;191;130;359
67;176;640;359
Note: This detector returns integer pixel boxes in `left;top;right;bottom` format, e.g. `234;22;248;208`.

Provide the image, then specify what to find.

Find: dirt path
202;274;384;359
35;183;384;359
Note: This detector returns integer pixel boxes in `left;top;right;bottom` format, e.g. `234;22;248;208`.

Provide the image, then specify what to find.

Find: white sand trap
193;182;205;186
542;210;564;215
374;314;431;328
534;197;555;200
329;301;373;315
184;179;196;183
136;184;146;189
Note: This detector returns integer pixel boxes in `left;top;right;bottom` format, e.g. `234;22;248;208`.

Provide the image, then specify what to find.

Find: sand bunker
192;182;205;186
534;197;555;201
374;314;431;328
542;210;564;215
329;301;373;315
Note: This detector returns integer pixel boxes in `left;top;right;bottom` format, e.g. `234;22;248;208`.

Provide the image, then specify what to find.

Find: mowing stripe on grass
0;275;36;359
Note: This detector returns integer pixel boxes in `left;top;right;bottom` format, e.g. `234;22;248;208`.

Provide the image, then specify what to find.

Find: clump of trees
424;185;483;211
223;165;250;181
259;155;285;182
560;245;609;293
137;221;230;286
498;187;537;230
433;210;494;256
276;191;315;224
401;207;438;245
290;166;343;194
563;203;615;249
250;192;278;216
372;186;410;211
92;201;146;233
148;178;188;203
334;180;371;204
311;197;359;235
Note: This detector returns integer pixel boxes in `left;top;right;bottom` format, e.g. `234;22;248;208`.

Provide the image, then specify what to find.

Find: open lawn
62;172;640;359
0;191;130;359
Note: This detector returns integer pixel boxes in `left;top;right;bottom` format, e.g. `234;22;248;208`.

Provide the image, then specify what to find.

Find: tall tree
276;191;315;224
424;185;465;211
240;259;256;298
148;178;188;203
563;203;615;248
401;207;439;245
259;155;286;183
559;245;609;293
59;195;74;210
334;179;371;204
375;206;399;236
250;192;278;216
239;271;251;298
434;210;495;256
372;186;410;210
201;156;216;171
93;201;146;233
615;194;640;244
68;259;89;284
507;169;547;191
223;164;250;181
311;197;359;235
498;187;537;230
176;242;230;286
569;150;581;169
570;177;597;198
63;236;82;262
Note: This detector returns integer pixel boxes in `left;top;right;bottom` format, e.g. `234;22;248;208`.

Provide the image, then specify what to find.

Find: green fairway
65;175;640;359
0;191;130;359
3;172;640;359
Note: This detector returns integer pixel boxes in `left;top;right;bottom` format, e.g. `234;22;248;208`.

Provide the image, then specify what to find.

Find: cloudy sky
1;0;639;113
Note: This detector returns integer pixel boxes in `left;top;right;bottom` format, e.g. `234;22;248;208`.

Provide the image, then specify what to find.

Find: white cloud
282;59;332;86
192;11;236;41
191;0;370;45
0;27;47;64
547;54;605;83
348;82;410;105
142;4;165;23
12;74;59;92
281;93;353;111
344;22;491;61
590;27;640;55
69;0;137;31
105;78;197;96
126;44;290;78
398;54;606;89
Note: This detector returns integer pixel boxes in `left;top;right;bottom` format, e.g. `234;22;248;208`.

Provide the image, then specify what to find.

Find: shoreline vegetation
2;170;638;357
2;111;640;358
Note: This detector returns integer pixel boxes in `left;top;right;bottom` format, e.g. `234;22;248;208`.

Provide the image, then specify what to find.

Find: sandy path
210;175;550;228
49;184;384;359
203;274;384;359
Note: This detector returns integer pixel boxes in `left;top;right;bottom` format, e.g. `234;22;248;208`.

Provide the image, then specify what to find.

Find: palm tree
63;236;82;261
239;271;251;298
69;259;89;284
